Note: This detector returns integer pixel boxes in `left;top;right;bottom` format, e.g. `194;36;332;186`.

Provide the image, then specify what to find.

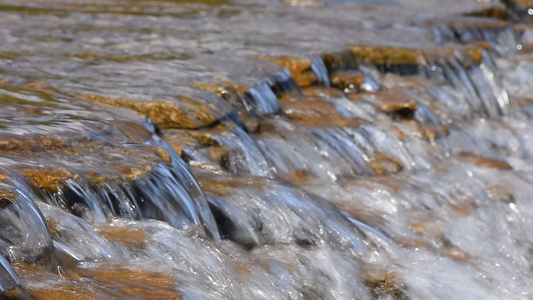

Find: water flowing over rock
0;0;533;299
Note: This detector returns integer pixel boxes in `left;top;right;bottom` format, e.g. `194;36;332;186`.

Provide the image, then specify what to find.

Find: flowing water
0;0;533;299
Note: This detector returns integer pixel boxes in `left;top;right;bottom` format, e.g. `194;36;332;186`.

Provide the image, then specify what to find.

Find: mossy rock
347;44;484;74
77;94;219;129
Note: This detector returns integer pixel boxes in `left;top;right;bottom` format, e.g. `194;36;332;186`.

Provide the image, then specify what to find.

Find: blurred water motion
0;0;533;299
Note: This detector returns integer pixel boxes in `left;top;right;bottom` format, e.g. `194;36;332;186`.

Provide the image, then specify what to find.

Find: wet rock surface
0;0;533;299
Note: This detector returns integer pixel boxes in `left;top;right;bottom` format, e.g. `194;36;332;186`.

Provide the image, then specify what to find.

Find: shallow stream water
1;0;533;299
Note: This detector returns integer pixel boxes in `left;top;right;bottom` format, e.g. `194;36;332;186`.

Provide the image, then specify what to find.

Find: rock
362;269;407;299
418;15;509;33
301;86;345;98
458;152;512;170
347;90;418;114
77;94;219;129
255;56;318;87
280;98;364;128
208;146;230;166
161;131;201;156
486;185;514;204
17;167;77;194
97;226;147;246
366;153;403;175
348;44;484;74
463;5;512;20
502;0;533;17
194;171;266;197
329;71;366;92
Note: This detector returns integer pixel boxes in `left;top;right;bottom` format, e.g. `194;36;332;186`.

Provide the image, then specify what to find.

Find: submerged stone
329;71;366;93
347;90;418;114
77;94;219;129
347;44;484;74
458;152;512;170
255;56;318;87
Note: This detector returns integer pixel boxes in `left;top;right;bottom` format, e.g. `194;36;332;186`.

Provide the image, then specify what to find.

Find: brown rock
362;269;406;299
348;44;483;68
419;16;508;32
17;167;77;193
77;94;218;129
280;99;363;128
458;152;512;170
208;146;230;165
194;171;266;197
487;185;514;203
366;153;403;175
98;226;147;246
329;71;366;92
347;90;418;114
301;86;345;98
464;6;512;20
162;132;200;156
255;56;318;87
400;119;450;140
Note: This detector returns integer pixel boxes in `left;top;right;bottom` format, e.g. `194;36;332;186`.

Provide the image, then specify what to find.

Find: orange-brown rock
465;41;493;51
237;108;260;132
503;0;533;9
400;119;450;140
449;200;478;216
80;267;181;300
0;135;86;157
458;152;512;170
333;202;383;226
255;56;318;87
167;124;232;148
17;167;77;193
280;99;363;128
282;0;324;7
464;6;512;20
28;285;102;300
367;153;403;175
208;146;230;165
329;71;366;92
301;86;345;98
281;99;340;118
162;132;200;156
98;226;147;246
348;44;483;67
192;80;246;105
362;269;406;299
419;16;508;32
194;172;266;197
77;94;218;129
394;237;430;249
441;246;469;262
0;184;17;204
22;81;60;94
347;90;418;114
486;185;514;203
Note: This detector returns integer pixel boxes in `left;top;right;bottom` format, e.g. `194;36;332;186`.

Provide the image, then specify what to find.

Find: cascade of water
423;50;511;118
0;254;31;300
0;176;52;266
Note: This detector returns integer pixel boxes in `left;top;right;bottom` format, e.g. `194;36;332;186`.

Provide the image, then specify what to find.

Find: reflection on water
0;0;533;299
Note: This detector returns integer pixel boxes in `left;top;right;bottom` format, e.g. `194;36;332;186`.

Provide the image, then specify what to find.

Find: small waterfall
423;50;511;118
0;254;31;299
0;178;52;266
215;126;272;177
244;82;281;114
2;0;533;299
309;55;331;87
432;23;518;54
